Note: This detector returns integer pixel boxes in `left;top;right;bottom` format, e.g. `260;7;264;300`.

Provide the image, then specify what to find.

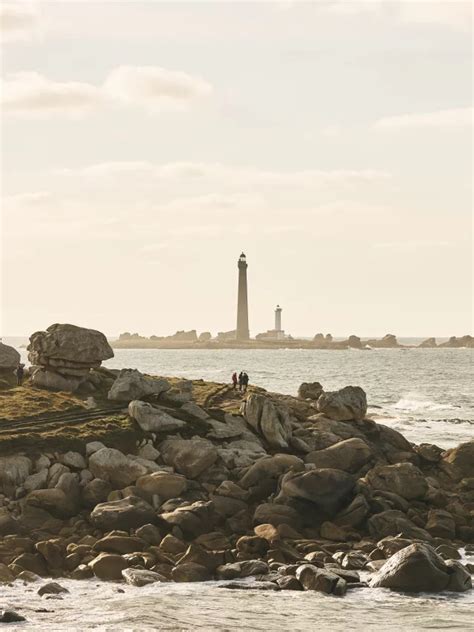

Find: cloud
0;2;39;42
2;72;104;115
1;66;213;116
321;0;472;30
60;160;389;187
103;65;212;109
374;107;473;131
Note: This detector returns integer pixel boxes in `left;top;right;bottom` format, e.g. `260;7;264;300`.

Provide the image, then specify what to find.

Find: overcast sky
1;0;472;338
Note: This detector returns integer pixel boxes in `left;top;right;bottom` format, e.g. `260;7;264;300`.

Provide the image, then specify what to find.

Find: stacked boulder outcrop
28;323;114;392
0;372;473;596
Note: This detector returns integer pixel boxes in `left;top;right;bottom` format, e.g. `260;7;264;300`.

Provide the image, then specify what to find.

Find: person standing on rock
242;372;249;392
231;372;238;389
238;371;244;391
16;363;24;386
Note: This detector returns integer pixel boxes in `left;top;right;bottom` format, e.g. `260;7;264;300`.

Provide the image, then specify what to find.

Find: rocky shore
0;325;473;622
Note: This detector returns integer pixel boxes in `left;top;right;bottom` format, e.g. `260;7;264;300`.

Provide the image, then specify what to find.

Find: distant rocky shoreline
0;324;473;618
112;331;474;350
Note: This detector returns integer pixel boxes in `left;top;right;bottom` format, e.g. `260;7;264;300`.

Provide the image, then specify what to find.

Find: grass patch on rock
0;385;87;421
0;414;140;457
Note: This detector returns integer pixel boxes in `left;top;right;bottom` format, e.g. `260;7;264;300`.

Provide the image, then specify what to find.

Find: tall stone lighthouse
236;253;250;340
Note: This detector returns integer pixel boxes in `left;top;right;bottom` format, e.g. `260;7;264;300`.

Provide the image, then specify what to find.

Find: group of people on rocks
232;371;249;392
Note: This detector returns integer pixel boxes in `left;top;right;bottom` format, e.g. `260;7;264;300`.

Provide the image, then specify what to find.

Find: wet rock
122;568;167;586
90;553;129;580
277;575;303;590
244;394;293;449
108;369;170;402
171;562;212;582
0;610;26;623
37;582;69;596
298;382;323;401
436;544;461;560
305;438;372;473
280;468;355;516
35;540;64;569
160;438;218;479
94;535;146;555
90;496;156;530
370;543;472;592
316;386;367;422
12;553;47;577
218;581;279;591
365;463;428;500
0;563;15;583
296;564;347;595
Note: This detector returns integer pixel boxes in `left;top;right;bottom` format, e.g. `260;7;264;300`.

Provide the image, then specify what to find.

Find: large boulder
90;496;156;530
89;553;129;580
367;510;432;540
28;323;113;365
297;382;323;400
160;438;218;479
239;454;305;489
316;386;367;421
370;543;471;592
0;342;20;369
365;463;428;500
108;369;170;403
88;447;148;488
30;369;83;392
24;488;77;518
161;501;215;539
253;503;302;529
244;394;292;449
280;468;355;516
0;456;32;497
443;441;474;479
128;400;186;433
305;438;372;473
136;471;188;500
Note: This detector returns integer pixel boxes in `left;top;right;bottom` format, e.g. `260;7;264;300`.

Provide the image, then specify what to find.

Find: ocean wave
393;396;460;413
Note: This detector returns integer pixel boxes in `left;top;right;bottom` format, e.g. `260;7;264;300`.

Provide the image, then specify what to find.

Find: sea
2;339;473;630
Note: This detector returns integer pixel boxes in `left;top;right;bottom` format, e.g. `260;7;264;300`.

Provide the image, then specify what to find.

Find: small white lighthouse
275;305;282;332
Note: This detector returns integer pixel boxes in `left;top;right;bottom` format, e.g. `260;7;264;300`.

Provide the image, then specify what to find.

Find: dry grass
0;386;87;421
0;415;138;457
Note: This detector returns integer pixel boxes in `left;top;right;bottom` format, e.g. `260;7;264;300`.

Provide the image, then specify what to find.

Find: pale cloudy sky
1;0;472;338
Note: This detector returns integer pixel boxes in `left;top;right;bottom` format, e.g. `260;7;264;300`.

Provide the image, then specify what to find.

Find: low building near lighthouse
256;305;288;341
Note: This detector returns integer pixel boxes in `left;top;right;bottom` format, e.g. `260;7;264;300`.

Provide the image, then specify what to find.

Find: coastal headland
0;323;472;620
